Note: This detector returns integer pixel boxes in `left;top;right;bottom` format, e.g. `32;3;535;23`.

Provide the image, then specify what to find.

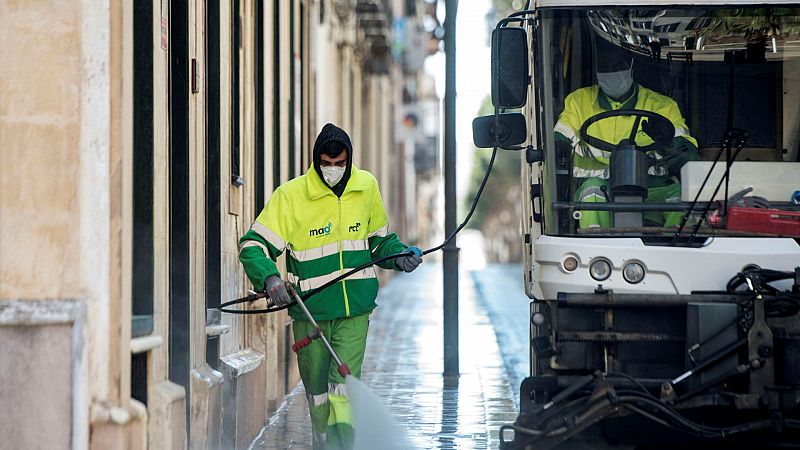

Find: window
255;0;265;213
169;0;191;410
132;0;155;339
231;0;243;187
131;0;155;405
288;0;296;178
272;0;281;189
537;7;800;238
205;0;222;370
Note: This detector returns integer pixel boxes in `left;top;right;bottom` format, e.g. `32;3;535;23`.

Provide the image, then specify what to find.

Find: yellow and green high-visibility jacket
555;84;698;186
238;165;407;321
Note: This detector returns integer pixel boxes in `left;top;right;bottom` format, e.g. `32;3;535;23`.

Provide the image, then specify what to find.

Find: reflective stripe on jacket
555;84;698;180
238;165;407;321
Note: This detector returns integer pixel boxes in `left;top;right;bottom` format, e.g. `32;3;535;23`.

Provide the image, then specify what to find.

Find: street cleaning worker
555;41;699;229
238;123;422;450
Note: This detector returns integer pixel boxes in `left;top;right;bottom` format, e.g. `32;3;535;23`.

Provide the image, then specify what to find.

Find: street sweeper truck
473;2;800;448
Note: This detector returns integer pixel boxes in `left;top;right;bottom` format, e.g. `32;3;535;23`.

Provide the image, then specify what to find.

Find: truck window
533;7;800;239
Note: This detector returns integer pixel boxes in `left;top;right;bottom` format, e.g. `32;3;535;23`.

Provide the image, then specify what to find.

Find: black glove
728;187;770;209
395;246;423;273
641;118;673;146
264;275;292;307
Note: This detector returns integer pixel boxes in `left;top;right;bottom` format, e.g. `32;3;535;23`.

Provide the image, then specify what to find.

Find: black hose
722;268;800;322
531;393;597;430
615;393;761;437
422;147;498;256
766;293;800;318
544;391;774;439
607;371;654;397
220;147;500;315
218;253;407;314
727;268;794;294
517;389;792;442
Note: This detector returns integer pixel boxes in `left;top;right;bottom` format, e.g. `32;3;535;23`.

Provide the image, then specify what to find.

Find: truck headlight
589;259;612;281
622;262;645;284
562;256;579;272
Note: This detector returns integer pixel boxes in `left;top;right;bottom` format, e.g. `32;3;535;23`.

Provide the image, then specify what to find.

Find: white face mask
321;165;346;187
597;66;633;100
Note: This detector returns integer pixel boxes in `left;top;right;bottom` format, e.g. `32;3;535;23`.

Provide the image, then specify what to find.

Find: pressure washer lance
286;283;351;377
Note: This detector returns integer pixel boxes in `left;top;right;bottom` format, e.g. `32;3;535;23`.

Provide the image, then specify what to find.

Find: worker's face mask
321;165;346;187
597;64;633;100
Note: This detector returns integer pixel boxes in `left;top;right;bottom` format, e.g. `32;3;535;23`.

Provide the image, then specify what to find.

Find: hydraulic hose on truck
218;147;499;316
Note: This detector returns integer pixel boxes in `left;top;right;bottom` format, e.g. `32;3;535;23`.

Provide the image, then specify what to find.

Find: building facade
0;0;441;449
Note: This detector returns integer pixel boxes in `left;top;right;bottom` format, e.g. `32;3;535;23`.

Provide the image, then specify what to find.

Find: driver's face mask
597;61;634;100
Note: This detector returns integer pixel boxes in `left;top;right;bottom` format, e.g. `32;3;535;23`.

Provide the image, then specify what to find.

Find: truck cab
473;2;800;448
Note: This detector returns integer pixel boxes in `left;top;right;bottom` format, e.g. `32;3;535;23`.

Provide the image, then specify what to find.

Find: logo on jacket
310;222;333;237
348;222;361;233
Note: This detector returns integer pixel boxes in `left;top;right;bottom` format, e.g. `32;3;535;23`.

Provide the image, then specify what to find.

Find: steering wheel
578;109;674;153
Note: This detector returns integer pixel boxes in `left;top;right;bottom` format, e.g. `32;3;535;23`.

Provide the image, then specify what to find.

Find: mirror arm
526;145;544;163
492;109;526;151
498;10;536;28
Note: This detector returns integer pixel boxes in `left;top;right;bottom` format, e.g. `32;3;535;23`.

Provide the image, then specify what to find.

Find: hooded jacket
238;124;408;321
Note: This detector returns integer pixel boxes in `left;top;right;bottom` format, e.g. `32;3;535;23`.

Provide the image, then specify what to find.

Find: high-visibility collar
306;164;371;200
597;84;639;111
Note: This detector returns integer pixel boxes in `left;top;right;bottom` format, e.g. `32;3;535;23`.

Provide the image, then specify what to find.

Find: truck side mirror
492;27;529;109
472;113;527;149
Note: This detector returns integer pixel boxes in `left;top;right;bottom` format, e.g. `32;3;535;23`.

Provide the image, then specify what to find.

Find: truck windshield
535;6;800;239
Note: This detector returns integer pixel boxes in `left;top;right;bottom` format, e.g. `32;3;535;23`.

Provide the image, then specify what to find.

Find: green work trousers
575;177;683;228
293;313;369;450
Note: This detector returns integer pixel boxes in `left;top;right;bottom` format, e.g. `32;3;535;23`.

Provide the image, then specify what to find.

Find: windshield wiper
673;128;748;245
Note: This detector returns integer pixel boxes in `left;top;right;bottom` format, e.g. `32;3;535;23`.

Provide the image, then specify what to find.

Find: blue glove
396;246;423;273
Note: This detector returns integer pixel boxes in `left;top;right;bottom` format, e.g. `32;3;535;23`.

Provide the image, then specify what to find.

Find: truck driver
554;40;699;229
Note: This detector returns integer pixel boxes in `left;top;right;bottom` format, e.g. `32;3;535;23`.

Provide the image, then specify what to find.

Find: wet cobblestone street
250;263;527;449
